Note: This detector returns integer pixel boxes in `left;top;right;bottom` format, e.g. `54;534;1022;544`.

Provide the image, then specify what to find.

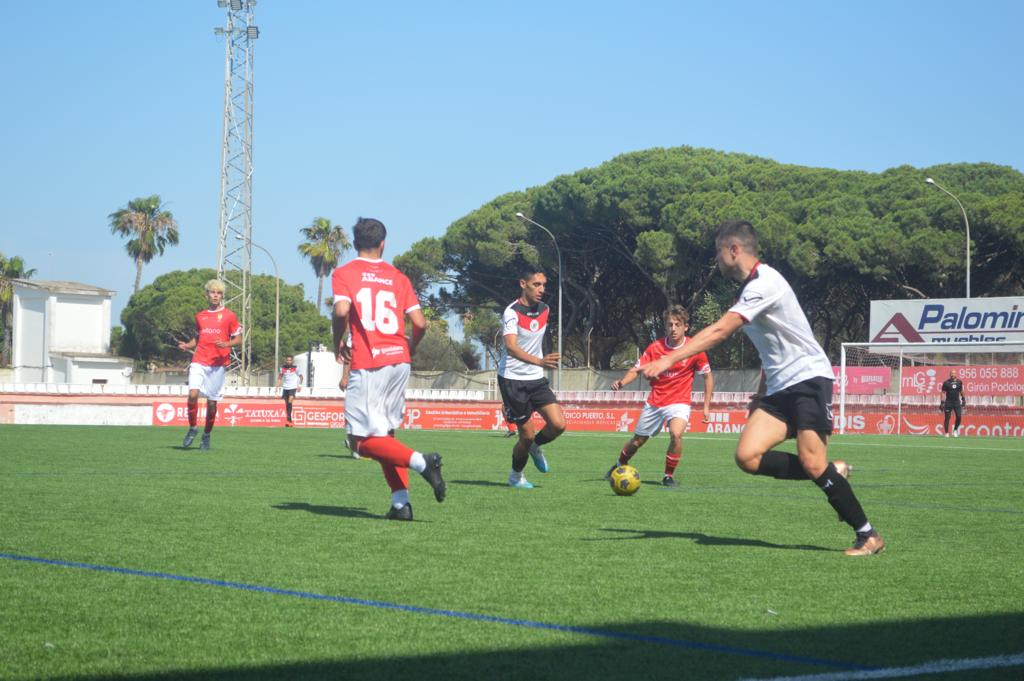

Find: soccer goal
837;342;1024;437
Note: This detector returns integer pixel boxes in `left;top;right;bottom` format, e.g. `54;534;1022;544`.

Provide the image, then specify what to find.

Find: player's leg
284;390;295;425
498;377;535;487
529;400;565;473
943;405;952;436
350;364;445;508
662;416;688;487
606;434;648;479
199;366;226;450
734;408;791;475
182;364;203;447
953;403;962;436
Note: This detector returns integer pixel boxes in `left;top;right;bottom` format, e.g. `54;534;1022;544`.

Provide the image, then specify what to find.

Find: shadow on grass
270;502;379;520
448;479;511;488
54;613;1024;681
587;527;831;552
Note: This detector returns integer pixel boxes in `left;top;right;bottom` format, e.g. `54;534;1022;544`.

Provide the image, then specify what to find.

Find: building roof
12;279;116;297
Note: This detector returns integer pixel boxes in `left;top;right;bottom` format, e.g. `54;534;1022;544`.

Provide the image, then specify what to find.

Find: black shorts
943;402;963;415
498;376;558;425
757;377;834;438
282;388;297;399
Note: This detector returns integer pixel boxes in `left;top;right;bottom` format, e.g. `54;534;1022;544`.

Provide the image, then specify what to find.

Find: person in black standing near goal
940;370;967;438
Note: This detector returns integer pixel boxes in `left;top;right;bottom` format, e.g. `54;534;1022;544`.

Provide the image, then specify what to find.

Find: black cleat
420;453;446;503
199;433;211;451
662;475;679;488
182;427;199;448
385;503;413;521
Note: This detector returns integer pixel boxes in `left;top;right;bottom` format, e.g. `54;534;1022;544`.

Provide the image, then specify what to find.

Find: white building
12;279;133;385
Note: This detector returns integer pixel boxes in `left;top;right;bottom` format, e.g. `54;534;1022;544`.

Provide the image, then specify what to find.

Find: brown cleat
844;531;886;556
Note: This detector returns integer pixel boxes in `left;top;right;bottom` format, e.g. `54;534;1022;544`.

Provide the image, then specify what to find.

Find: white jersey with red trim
728;262;832;395
498;300;549;381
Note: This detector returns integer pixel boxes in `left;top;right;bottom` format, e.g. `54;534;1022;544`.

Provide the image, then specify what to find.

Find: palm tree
1;252;37;366
108;195;179;294
298;217;351;313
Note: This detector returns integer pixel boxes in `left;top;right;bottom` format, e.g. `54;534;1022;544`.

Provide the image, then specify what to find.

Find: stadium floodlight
514;212;563;392
926;177;972;298
247;26;260;39
230;0;243;11
236;234;280;378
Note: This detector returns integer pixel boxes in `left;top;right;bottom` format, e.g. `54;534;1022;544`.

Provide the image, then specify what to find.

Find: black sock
814;462;868;530
756;450;810;480
534;431;556;447
286;402;293;420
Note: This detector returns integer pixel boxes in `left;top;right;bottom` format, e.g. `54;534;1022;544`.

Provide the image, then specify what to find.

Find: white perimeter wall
14;404;151;426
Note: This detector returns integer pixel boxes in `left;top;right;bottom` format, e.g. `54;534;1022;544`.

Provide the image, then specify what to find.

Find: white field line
736;651;1024;681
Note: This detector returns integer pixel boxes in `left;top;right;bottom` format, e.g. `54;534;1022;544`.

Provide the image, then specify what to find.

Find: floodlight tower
214;0;259;382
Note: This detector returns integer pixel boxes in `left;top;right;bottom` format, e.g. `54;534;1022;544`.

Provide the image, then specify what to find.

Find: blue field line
0;551;873;672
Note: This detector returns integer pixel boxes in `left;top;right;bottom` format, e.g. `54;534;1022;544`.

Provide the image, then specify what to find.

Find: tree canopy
119;268;330;367
108;195;179;294
400;147;1024;367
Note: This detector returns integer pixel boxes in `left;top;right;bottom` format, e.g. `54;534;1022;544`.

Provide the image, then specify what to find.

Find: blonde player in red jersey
331;218;446;521
607;306;714;486
176;279;243;451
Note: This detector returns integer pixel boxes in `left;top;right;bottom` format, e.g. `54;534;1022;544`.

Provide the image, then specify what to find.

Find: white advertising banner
869;297;1024;346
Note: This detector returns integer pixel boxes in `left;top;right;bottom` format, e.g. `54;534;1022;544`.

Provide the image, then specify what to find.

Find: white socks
408;451;427;473
391;489;410;509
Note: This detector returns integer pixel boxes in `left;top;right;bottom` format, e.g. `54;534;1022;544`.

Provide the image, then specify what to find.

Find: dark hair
519;266;545;282
666;305;689;325
715;219;758;254
353;217;387;251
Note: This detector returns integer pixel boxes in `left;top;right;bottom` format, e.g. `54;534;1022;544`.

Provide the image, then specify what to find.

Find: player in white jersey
497;268;566;489
642;220;885;557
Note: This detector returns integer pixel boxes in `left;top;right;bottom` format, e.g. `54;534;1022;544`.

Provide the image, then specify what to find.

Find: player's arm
702;370;714;421
960;383;966;407
177;337;197;352
340;362;350;390
408;308;428;356
214;330;244;349
275;370;282;388
940;383;948;409
332;299;351;364
641;312;744;379
612;367;640;391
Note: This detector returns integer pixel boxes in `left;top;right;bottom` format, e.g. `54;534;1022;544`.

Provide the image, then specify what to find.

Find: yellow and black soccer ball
609;465;641;496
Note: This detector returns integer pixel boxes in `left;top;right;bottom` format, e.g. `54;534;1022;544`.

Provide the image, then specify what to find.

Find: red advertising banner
832;366;892;394
153;400;1021;438
900;365;1024;397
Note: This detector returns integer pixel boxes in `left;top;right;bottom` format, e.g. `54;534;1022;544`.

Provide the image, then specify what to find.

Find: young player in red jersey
607;306;714;486
176;279;243;451
331;218;446;520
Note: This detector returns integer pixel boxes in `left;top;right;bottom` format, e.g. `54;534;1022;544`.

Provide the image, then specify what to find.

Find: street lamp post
237;235;280;378
925;177;971;298
514;212;563;391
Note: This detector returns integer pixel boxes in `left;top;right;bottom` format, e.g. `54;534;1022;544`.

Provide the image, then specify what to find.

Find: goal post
837;342;1024;437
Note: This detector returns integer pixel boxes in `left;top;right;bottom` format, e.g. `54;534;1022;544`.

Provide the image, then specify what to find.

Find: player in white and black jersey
643;220;885;557
497;268;566;489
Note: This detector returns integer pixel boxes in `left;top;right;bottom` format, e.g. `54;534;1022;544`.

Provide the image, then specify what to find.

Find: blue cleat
529;442;549;473
508;474;534;489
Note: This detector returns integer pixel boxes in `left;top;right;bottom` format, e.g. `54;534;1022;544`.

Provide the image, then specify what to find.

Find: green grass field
1;424;1022;680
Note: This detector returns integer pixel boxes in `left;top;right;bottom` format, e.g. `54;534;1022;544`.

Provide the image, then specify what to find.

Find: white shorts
188;363;227;401
634;402;691;437
344;363;410;437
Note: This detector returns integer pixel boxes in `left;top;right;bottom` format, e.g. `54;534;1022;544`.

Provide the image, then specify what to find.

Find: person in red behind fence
331;218;446;520
177;279;243;451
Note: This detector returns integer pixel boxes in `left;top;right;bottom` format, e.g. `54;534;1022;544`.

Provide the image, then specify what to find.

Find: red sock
187;402;198;427
617;447;635;466
358;436;414;468
204;402;218;434
380;463;410;492
664;453;680;477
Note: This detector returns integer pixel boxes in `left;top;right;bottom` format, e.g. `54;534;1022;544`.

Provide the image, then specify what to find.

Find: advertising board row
152;400;1022;438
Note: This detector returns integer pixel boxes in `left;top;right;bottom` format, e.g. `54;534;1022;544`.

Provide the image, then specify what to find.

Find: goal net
837;343;1024;437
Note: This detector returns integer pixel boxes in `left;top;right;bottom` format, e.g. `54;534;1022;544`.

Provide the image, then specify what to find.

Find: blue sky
1;1;1021;328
